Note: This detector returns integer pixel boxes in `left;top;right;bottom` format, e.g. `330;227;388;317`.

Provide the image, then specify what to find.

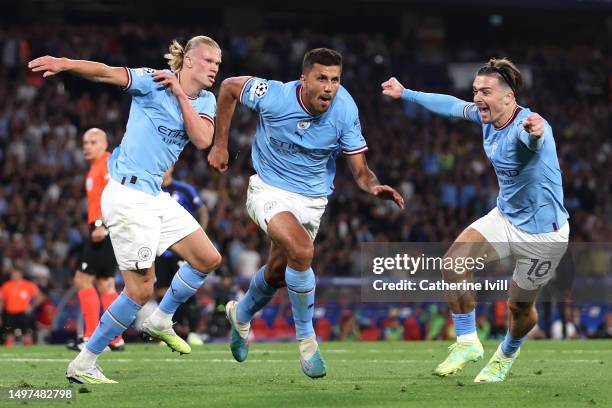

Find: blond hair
477;58;523;96
164;36;221;71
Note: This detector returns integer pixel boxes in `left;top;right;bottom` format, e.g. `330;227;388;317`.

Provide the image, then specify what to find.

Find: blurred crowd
0;19;610;343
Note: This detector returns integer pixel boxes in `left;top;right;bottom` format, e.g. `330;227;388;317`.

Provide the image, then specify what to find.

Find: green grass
0;340;610;407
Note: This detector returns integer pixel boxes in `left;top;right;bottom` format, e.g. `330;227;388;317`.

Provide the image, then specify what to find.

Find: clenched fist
522;113;545;138
381;77;406;99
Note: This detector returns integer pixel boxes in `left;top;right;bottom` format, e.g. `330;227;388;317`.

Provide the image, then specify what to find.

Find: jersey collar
495;105;522;131
296;84;316;116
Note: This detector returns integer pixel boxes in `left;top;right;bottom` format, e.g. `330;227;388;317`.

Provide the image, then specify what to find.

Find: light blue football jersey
108;68;216;195
241;77;368;197
402;90;569;234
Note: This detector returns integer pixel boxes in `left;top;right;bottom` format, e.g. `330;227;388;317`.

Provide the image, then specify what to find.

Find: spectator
383;316;404;341
235;239;261;280
424;304;447;341
334;311;360;341
476;314;491;341
593;311;612;339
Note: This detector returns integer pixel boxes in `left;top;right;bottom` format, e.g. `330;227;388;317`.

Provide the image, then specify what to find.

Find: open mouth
478;106;490;115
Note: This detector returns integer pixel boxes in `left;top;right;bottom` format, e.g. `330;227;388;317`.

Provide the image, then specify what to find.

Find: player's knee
202;251;222;272
97;278;116;295
187;250;222;273
441;257;469;282
125;285;154;306
287;241;314;269
136;289;154;305
209;252;223;271
73;272;93;290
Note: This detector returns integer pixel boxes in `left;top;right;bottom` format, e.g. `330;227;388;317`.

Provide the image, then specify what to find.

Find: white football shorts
469;206;569;291
246;174;327;241
101;178;200;271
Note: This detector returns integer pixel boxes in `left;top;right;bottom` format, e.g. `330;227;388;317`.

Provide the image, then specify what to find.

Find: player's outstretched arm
381;76;468;120
346;153;405;209
28;56;128;87
207;76;251;173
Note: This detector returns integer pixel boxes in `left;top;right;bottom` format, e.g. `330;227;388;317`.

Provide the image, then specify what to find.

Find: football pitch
0;340;610;407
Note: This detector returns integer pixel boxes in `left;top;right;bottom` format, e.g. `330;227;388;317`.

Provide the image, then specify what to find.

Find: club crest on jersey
491;142;498;154
297;120;311;130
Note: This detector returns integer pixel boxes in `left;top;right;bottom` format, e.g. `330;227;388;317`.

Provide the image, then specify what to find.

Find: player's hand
522;113;545;138
91;226;107;243
207;145;229;173
27;56;68;78
371;185;405;209
381;77;405;99
152;70;186;98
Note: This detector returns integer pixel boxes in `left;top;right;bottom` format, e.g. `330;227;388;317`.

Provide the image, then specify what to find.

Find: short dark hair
477;58;523;96
302;48;342;73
